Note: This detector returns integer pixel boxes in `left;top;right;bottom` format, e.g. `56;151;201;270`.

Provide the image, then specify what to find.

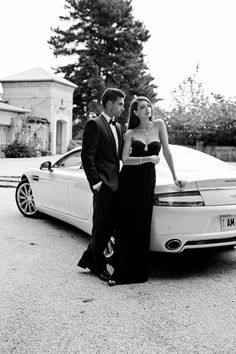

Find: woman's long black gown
112;140;161;284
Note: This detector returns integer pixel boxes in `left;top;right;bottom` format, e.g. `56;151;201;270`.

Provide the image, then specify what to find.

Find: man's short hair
101;88;125;108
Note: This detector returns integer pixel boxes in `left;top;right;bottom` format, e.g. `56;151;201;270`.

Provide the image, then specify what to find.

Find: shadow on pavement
149;247;236;279
28;212;236;280
37;213;90;243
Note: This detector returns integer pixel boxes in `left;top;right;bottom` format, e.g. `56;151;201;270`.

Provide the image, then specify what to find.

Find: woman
109;96;185;286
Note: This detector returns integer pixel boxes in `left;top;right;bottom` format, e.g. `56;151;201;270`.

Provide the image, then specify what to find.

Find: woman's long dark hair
127;96;153;130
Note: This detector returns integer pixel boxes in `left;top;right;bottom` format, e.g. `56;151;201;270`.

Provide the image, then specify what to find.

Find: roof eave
1;79;77;89
0;107;30;113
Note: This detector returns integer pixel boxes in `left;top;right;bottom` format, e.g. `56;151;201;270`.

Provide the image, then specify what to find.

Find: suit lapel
100;114;118;158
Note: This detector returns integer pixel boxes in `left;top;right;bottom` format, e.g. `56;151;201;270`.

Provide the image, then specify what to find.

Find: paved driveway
1;187;236;353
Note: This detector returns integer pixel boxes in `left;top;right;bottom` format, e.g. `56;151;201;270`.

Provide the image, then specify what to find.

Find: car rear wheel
220;245;235;251
15;179;40;218
104;236;115;264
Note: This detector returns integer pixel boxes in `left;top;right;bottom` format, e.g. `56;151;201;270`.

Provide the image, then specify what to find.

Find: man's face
110;97;125;118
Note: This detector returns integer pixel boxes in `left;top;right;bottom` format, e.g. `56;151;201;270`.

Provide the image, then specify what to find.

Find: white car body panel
20;145;236;253
68;168;93;220
40;169;70;213
151;205;236;252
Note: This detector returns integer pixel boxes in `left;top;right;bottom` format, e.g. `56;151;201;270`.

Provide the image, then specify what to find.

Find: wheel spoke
27;202;32;214
19;189;27;198
18;191;26;202
22;184;29;195
28;203;32;213
19;199;27;207
29;202;35;213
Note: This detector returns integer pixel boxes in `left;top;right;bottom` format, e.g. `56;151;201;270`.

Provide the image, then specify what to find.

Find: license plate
220;215;236;231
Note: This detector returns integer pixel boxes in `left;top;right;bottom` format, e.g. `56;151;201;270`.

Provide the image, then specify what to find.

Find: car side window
56;150;82;169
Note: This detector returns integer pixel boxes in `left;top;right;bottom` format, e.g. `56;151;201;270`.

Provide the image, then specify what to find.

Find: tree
169;65;209;141
48;0;157;130
163;65;236;146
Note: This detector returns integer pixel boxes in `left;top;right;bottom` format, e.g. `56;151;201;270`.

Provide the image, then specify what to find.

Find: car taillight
154;191;205;207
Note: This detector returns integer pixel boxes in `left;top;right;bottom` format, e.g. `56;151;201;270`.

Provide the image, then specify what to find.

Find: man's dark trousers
85;183;118;271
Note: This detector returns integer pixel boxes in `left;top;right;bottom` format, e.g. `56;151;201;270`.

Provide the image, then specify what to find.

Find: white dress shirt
102;112;119;154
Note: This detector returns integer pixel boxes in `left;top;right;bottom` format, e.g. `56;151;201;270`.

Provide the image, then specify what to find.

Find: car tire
15;179;41;218
104;236;115;265
222;245;235;250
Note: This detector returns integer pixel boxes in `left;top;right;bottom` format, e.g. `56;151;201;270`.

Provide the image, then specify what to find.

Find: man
77;88;125;281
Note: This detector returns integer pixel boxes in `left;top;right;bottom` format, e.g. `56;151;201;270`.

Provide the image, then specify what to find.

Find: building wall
0;111;15;148
49;82;74;154
0;110;17;126
2;82;52;119
0;110;50;154
2;81;74;155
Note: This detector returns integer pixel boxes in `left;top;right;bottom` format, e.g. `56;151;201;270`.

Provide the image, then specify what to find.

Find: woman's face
134;100;152;120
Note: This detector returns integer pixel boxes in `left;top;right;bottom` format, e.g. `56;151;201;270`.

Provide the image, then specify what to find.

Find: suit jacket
81;114;123;192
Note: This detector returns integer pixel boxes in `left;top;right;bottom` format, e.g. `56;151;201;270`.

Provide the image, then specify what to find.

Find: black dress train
111;140;161;284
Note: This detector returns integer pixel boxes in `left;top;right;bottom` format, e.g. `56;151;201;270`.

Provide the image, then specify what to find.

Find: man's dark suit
81;113;123;271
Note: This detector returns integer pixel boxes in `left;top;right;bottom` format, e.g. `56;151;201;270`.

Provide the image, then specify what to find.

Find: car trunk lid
197;178;236;206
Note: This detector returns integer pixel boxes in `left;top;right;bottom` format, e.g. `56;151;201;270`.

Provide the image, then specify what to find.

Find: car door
38;153;79;213
39;148;92;219
39;171;70;213
67;153;93;220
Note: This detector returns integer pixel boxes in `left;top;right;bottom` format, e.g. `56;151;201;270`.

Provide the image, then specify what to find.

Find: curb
0;176;20;188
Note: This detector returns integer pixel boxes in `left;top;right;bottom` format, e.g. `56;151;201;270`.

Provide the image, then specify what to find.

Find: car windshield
55;150;82;169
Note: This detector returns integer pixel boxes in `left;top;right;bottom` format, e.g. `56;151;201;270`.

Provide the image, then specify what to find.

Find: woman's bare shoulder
153;119;166;133
153;118;165;127
124;129;134;139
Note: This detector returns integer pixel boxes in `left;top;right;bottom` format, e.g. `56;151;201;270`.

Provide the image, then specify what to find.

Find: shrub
3;140;37;158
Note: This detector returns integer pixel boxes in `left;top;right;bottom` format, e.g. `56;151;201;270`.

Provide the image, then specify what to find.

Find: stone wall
11;114;50;153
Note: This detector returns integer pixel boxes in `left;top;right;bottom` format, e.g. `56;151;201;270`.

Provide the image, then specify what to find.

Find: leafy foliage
162;108;236;146
48;0;157;128
158;65;236;146
3;140;37;158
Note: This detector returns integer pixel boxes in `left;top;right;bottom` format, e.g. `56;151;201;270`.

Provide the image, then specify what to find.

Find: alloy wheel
15;180;39;218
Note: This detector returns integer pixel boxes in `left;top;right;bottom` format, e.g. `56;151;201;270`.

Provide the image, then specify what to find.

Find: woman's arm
122;130;158;166
158;119;185;186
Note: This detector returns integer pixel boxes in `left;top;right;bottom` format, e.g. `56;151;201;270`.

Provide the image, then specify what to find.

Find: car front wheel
15;179;40;218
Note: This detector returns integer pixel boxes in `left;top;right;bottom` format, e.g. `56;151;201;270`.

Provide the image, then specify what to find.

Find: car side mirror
40;161;53;172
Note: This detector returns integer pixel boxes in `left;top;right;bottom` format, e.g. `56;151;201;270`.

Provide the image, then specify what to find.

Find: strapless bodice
131;140;161;157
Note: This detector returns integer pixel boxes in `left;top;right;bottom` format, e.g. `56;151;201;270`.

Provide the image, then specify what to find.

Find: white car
15;145;236;253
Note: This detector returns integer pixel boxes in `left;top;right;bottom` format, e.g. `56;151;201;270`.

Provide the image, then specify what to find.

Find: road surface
1;188;236;353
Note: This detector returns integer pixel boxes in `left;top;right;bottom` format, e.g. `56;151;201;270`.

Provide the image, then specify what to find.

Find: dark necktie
109;119;116;126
